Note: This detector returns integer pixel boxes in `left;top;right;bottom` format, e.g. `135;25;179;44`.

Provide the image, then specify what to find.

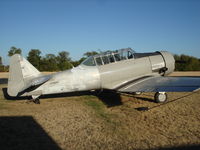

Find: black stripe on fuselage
114;76;152;91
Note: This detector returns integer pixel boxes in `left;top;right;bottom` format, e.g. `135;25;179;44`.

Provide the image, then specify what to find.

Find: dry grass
0;72;9;78
0;72;200;149
170;71;200;76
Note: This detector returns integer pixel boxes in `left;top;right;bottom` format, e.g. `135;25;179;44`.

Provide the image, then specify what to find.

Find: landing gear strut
27;95;41;104
154;92;168;103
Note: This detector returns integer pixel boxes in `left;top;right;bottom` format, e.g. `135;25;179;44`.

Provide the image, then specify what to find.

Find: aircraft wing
116;76;200;93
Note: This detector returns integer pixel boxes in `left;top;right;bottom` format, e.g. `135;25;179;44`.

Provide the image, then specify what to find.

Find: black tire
154;92;168;103
34;98;40;104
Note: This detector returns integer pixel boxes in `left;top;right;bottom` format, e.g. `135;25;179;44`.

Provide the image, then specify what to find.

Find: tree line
0;46;200;72
0;46;98;72
174;54;200;71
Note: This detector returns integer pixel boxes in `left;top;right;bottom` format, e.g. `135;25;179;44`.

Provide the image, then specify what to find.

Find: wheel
154;92;168;103
33;98;40;104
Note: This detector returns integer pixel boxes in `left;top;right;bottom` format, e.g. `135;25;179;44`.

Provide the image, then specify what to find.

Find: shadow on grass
96;90;123;107
150;144;200;150
133;96;155;103
0;78;8;84
0;116;61;150
2;88;123;107
136;91;200;111
120;92;155;103
2;88;91;100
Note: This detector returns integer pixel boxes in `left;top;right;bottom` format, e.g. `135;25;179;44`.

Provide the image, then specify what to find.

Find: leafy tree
27;49;41;70
0;56;3;72
0;56;2;66
57;51;72;70
0;56;8;72
70;60;80;67
39;57;49;71
83;51;99;57
41;54;58;71
0;66;4;72
174;54;200;71
78;57;87;63
8;46;22;56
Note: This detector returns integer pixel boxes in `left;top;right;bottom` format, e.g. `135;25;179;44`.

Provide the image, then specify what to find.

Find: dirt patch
0;72;9;78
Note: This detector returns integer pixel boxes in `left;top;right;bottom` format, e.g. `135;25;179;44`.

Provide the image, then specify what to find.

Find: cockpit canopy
81;48;135;66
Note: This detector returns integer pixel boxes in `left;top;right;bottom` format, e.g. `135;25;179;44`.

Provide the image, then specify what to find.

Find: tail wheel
154;92;168;103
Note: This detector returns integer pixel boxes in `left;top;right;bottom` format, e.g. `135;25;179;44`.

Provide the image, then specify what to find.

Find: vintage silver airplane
7;49;200;104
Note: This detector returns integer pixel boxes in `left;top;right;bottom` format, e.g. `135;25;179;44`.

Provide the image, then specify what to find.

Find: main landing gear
33;98;40;104
154;92;168;103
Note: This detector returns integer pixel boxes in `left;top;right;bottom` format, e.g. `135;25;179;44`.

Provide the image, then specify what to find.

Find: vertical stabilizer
8;54;41;96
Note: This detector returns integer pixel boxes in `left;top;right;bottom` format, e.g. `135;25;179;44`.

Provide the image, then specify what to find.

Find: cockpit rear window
114;53;121;61
108;54;115;63
128;51;134;59
95;57;103;66
102;56;109;65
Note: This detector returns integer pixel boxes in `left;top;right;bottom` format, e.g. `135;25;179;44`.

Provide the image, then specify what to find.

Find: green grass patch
82;95;97;100
85;100;104;115
84;100;119;127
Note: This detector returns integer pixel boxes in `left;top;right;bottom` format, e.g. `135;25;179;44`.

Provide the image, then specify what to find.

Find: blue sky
0;0;200;64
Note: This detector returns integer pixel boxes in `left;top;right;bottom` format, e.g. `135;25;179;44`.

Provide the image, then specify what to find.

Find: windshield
81;57;96;66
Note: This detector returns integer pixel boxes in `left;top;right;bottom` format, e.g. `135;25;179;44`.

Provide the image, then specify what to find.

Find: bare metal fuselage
20;51;174;97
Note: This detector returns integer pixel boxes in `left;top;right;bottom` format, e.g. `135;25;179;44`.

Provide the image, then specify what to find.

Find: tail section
8;54;41;96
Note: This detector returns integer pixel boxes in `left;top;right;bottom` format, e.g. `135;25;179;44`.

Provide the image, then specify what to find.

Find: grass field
0;72;200;150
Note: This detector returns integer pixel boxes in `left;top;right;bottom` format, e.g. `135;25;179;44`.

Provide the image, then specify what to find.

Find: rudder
8;54;41;96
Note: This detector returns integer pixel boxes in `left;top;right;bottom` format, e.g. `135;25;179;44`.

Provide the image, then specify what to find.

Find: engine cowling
158;51;175;76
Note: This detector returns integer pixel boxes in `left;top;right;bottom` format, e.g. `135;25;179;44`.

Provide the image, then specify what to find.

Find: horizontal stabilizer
17;75;52;96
